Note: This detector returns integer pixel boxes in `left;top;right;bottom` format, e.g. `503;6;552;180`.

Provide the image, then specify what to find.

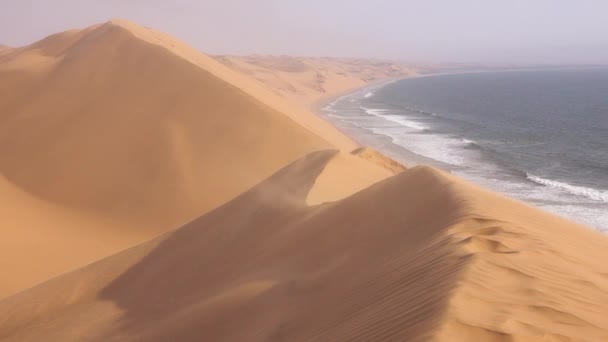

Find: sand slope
215;55;416;110
1;150;607;341
0;20;394;298
0;19;332;224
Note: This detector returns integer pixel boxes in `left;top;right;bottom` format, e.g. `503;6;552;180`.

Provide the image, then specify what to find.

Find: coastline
313;76;450;168
318;69;608;232
311;77;408;152
311;76;406;114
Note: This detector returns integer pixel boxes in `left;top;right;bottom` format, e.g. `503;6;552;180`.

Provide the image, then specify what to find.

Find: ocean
322;68;608;232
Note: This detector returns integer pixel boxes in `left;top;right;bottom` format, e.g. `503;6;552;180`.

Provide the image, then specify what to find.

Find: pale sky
1;0;607;64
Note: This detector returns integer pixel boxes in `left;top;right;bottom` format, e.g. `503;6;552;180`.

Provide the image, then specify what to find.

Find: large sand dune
1;150;606;341
0;20;391;298
2;20;608;342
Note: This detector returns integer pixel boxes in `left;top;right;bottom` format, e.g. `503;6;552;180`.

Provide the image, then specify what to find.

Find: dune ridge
1;151;607;341
103;19;359;150
0;19;396;298
351;147;407;174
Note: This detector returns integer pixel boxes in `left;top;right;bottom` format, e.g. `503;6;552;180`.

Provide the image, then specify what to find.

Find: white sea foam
322;100;338;112
322;86;608;232
383;115;429;131
364;126;467;166
364;91;374;98
354;106;469;165
526;174;608;203
360;107;429;131
360;107;388;115
395;134;467;166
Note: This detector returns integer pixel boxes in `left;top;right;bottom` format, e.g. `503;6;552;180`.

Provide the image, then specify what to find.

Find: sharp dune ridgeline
1;19;607;341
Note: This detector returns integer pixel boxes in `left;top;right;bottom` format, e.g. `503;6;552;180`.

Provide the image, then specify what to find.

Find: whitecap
360;107;429;131
526;174;608;203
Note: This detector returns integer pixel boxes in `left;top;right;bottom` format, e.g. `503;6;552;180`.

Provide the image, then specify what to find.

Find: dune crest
104;19;359;150
1;151;607;341
351;147;407;174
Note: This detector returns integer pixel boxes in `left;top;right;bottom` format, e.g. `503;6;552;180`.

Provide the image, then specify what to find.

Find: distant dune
215;55;416;109
1;19;608;342
0;45;11;57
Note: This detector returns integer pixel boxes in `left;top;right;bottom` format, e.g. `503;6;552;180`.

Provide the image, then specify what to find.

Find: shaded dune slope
1;150;606;341
0;20;327;227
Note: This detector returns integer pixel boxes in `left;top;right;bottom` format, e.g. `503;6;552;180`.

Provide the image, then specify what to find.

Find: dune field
214;55;416;110
1;20;607;341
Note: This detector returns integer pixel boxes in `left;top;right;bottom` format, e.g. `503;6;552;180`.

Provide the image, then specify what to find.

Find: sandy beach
1;20;608;341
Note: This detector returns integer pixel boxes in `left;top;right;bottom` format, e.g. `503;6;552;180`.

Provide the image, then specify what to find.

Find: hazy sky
1;0;607;64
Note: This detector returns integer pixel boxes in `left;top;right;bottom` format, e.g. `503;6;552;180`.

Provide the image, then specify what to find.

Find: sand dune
0;20;393;298
2;19;608;342
215;55;416;110
1;151;606;341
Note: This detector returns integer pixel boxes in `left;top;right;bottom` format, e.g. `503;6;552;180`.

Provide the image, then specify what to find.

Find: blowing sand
1;19;607;341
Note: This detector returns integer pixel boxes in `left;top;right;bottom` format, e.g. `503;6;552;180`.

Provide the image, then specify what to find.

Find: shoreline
311;77;408;152
311;76;406;114
312;76;450;168
311;67;543;116
317;69;608;232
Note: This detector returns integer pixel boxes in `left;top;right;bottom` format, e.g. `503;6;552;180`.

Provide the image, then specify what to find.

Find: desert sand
215;55;416;110
1;20;608;341
0;19;391;298
0;46;11;59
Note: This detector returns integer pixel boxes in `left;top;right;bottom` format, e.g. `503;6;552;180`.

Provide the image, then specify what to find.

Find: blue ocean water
322;68;608;231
